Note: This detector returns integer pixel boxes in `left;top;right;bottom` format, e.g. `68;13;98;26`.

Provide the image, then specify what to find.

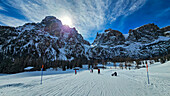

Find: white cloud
0;0;146;40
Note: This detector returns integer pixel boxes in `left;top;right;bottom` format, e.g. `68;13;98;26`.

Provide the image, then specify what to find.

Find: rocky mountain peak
105;28;123;36
127;23;160;43
40;16;62;36
92;28;125;46
134;23;159;32
41;16;62;25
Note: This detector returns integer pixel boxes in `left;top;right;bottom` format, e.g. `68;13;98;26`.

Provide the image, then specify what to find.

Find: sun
60;16;72;27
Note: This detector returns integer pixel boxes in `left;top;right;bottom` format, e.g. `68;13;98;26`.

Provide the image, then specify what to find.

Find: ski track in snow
0;62;170;96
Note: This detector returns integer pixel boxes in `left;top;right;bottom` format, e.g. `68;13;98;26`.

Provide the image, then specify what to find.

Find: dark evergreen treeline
0;52;169;74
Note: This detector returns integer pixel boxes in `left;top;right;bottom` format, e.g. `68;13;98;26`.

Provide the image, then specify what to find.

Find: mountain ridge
89;23;170;60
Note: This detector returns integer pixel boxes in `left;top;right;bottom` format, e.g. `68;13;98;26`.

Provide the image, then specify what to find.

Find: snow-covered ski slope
0;62;170;96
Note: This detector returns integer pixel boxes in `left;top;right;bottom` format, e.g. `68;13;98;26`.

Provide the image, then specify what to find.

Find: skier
98;69;100;74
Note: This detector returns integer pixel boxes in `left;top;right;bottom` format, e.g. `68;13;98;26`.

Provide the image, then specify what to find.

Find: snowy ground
0;61;170;96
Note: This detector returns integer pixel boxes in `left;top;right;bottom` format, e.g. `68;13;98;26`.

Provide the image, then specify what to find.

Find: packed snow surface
0;62;170;96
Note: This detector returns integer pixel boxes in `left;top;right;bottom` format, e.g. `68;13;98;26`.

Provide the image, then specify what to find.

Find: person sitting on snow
112;72;117;76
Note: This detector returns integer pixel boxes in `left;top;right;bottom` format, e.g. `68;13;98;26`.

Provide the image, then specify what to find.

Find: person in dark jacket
75;70;77;74
91;68;93;73
98;69;100;74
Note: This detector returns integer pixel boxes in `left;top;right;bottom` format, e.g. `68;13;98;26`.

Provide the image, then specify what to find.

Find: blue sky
0;0;169;43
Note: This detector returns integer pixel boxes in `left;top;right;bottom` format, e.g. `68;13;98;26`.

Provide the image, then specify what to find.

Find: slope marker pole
40;65;44;84
146;63;150;84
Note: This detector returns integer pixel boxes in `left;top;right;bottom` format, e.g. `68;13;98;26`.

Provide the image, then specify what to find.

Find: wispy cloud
0;14;27;26
0;0;146;41
108;0;146;22
0;6;6;11
0;6;4;10
156;7;170;18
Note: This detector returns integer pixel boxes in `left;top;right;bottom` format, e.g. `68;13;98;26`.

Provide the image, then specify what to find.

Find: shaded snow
58;48;67;60
123;34;129;39
165;31;170;34
23;40;34;48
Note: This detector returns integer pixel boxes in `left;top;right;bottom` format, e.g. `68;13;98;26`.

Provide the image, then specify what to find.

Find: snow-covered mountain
87;23;170;60
0;16;90;73
0;16;90;60
0;16;169;73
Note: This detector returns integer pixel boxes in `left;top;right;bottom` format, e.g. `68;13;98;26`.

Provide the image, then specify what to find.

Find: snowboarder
98;69;100;74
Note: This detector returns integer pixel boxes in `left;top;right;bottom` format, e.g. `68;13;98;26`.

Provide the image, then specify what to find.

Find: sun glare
61;16;72;27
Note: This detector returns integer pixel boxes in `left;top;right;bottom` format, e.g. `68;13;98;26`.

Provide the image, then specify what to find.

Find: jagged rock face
0;16;90;63
88;23;170;59
41;16;62;36
41;16;90;45
92;29;125;46
127;23;159;43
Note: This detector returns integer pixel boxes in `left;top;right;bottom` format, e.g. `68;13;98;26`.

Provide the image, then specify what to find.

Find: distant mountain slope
87;24;170;59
